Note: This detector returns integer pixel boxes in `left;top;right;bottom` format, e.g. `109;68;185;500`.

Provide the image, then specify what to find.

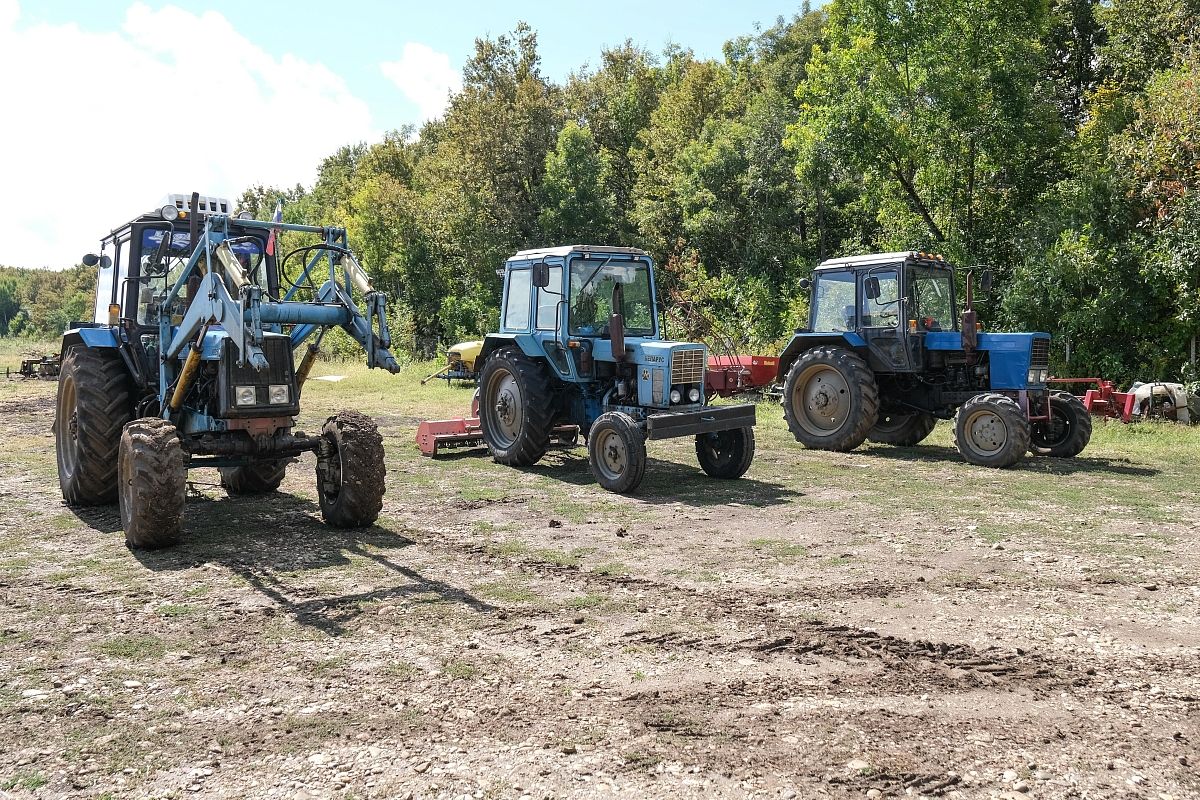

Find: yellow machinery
421;340;483;385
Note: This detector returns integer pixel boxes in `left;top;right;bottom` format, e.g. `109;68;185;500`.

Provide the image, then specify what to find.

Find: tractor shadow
526;449;803;508
129;491;494;636
860;444;1161;477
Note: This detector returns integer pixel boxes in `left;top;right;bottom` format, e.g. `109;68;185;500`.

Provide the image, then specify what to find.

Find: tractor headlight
160;204;179;221
1027;369;1048;385
669;388;682;404
235;385;257;406
268;384;289;405
688;387;701;403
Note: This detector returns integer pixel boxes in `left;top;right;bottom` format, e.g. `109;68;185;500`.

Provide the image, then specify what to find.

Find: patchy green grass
748;538;809;558
474;581;541;604
441;659;480;680
591;561;628;577
95;634;166;661
1;771;47;791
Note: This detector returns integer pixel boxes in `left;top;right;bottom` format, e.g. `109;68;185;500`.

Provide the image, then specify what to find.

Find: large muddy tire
587;411;647;494
478;347;554;467
220;460;288;494
118;418;187;549
952;393;1030;468
782;346;879;451
1030;390;1093;458
868;411;937;446
55;346;132;505
696;427;755;479
317;410;385;528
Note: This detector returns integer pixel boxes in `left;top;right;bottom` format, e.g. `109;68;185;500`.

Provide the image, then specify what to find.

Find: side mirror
798;277;812;291
980;270;993;293
864;276;881;300
82;253;110;269
531;262;551;289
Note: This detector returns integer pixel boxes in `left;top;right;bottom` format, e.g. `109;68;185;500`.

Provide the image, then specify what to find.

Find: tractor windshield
136;229;265;325
909;267;956;331
810;270;857;332
569;260;655;337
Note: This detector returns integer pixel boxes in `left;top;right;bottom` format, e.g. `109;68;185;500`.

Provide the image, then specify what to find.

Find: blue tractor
475;245;757;493
55;192;402;549
777;252;1092;467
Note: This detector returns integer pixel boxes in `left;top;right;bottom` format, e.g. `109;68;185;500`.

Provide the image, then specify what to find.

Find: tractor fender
775;332;868;381
477;333;547;369
60;326;120;358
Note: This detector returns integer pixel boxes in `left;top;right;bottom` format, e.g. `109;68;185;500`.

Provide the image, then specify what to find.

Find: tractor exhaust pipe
961;272;977;358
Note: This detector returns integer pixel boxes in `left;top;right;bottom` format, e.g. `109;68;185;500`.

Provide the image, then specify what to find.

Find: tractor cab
806;252;960;374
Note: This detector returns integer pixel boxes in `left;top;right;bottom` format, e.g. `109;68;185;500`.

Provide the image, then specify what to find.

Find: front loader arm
164;272;269;370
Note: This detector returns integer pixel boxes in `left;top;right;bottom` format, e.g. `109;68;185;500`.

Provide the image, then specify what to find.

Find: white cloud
0;2;376;269
380;43;461;124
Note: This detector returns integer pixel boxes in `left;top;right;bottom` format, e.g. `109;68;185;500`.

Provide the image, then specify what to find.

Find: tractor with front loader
55;192;402;549
777;251;1092;468
462;245;756;492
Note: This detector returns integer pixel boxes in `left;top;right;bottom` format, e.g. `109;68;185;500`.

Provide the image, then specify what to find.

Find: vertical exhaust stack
961;272;978;361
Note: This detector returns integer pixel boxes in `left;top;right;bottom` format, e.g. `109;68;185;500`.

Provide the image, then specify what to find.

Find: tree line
5;0;1198;385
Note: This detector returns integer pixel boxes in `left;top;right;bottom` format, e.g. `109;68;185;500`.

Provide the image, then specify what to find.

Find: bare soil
1;377;1197;799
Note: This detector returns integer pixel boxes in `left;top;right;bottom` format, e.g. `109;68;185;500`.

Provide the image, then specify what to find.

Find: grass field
1;353;1198;798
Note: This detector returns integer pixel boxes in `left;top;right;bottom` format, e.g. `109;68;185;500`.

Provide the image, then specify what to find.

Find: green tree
538;121;616;243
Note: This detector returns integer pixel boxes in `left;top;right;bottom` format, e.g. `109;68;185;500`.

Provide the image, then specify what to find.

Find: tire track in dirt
435;529;1067;691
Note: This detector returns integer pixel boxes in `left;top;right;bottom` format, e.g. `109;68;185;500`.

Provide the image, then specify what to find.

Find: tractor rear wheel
317;410;385;528
868;411;937;446
952;393;1030;468
118;418;187;549
55;346;132;505
479;347;554;467
1030;391;1093;457
782;346;879;451
587;412;647;494
696;427;755;479
220;460;289;494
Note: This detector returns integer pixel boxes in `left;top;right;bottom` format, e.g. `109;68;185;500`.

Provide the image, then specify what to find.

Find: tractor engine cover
217;334;301;419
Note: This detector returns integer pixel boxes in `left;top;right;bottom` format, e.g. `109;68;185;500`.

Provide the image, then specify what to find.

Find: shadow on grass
520;449;803;508
126;492;494;636
859;444;1160;477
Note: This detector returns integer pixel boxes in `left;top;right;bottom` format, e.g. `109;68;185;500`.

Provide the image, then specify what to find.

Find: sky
0;0;813;269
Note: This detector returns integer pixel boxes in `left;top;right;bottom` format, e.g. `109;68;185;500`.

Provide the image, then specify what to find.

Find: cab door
859;268;911;372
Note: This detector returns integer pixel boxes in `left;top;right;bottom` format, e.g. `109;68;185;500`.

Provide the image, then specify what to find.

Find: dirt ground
1;368;1198;800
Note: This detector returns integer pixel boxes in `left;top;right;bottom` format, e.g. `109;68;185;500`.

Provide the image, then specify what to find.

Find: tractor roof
815;252;953;271
509;245;650;261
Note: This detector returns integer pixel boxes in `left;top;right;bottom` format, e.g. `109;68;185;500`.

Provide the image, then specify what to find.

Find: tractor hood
926;331;1051;389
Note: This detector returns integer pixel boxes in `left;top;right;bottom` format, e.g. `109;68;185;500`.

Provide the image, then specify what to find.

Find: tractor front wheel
696;427;755;479
317;410;386;528
118;418;187;549
952;394;1030;468
478;347;554;467
782;346;879;451
220;460;289;494
868;411;937;447
1030;391;1093;457
587;412;647;494
56;346;132;505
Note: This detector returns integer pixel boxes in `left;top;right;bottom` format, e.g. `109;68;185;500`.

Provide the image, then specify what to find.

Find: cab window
810;270;857;332
910;268;955;331
860;269;900;328
535;266;562;330
504;268;532;330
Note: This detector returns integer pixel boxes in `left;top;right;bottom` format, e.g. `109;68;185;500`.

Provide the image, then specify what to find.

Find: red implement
706;355;778;398
1047;378;1137;422
416;417;485;456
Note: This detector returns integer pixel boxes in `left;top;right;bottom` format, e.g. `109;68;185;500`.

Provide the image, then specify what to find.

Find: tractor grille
671;348;705;385
1030;338;1050;369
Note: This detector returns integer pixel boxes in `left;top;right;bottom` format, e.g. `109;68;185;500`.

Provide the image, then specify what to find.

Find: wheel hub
967;411;1006;452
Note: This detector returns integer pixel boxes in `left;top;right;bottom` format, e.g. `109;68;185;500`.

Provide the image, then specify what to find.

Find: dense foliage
5;1;1198;383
